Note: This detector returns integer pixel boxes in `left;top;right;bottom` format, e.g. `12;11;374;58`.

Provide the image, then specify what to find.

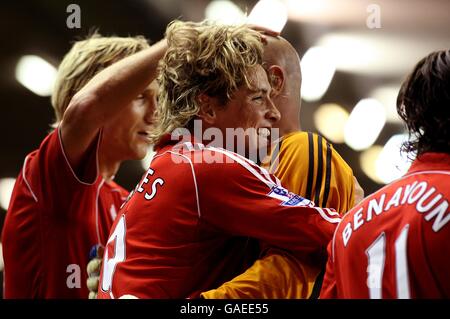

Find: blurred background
0;0;449;297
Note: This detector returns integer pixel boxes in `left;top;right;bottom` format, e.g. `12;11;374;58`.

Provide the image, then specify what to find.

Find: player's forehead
144;80;159;94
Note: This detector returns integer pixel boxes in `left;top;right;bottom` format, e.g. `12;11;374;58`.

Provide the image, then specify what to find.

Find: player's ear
267;65;285;96
196;93;217;124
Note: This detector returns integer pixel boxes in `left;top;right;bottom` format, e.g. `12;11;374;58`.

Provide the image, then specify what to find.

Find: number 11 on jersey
366;225;410;299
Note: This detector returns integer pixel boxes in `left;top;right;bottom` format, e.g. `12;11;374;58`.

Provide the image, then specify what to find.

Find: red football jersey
321;152;450;299
1;129;128;298
97;139;340;299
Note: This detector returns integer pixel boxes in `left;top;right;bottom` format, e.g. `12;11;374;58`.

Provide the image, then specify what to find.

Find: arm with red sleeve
95;147;339;299
421;213;450;297
195;149;340;264
319;236;338;299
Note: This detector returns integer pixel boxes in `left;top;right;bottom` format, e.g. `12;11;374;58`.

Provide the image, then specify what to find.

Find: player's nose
266;97;281;123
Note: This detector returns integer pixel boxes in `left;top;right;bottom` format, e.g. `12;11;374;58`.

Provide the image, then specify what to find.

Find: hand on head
246;24;280;44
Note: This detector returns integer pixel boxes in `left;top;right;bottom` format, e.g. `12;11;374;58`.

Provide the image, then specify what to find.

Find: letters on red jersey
98;140;340;299
321;152;450;299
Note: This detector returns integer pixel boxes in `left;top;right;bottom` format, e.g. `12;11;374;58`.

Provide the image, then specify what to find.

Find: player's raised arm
61;39;167;172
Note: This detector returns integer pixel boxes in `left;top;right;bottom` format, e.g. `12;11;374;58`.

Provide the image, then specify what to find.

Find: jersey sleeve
210;133;355;299
421;216;450;297
195;149;340;262
25;127;101;214
265;132;355;215
319;238;338;299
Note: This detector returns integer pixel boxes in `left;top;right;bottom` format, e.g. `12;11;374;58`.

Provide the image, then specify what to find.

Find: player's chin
253;137;270;162
260;135;271;146
257;136;270;151
131;143;150;160
243;140;263;163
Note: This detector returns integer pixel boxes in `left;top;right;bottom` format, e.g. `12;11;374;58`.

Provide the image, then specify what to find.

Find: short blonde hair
151;20;263;144
51;33;149;127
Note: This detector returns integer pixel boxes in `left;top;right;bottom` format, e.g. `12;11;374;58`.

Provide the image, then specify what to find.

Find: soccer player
97;21;340;299
320;49;450;298
1;35;166;298
201;36;363;299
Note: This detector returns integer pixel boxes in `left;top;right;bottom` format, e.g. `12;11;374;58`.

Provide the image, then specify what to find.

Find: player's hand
353;176;365;206
246;24;280;44
87;244;104;299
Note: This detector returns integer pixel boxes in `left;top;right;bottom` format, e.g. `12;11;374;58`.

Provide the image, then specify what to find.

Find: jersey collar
154;133;200;152
407;152;450;174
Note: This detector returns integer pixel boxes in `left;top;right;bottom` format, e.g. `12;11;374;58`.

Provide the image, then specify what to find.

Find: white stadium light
313;103;349;143
300;46;336;102
316;32;449;76
284;0;328;18
247;0;288;33
15;55;57;97
344;98;386;151
317;33;379;75
360;145;384;184
369;85;402;124
205;0;246;25
0;177;16;211
376;134;412;184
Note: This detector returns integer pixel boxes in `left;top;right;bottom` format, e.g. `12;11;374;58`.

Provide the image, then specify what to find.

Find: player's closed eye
136;93;146;100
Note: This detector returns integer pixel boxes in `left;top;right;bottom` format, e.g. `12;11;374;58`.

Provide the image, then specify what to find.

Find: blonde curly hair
151;20;264;144
51;33;149;128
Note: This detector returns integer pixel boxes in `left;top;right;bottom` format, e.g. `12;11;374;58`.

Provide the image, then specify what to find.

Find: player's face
102;80;157;161
211;65;280;158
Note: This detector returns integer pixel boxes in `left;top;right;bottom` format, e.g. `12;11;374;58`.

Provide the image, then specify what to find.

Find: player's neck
279;101;301;137
280;121;301;137
98;154;120;182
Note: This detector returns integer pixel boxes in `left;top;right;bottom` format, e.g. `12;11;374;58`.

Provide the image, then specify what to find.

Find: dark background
0;0;449;298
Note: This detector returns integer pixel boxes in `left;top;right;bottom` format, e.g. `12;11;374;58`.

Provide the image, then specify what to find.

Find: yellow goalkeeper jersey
266;131;355;213
201;132;356;299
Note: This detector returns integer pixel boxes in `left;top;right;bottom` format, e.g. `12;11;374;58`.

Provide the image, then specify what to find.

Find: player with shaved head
96;21;340;299
202;36;362;299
